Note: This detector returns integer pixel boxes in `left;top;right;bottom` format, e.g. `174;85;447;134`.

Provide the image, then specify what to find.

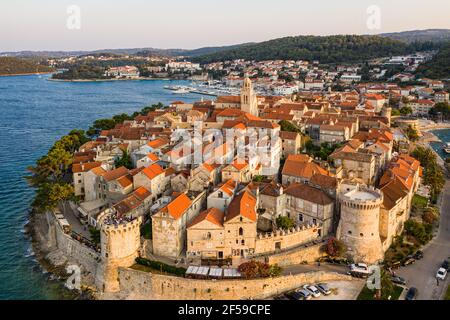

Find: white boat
173;88;190;94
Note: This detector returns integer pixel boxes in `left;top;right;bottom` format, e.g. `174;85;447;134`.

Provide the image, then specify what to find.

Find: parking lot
272;280;365;300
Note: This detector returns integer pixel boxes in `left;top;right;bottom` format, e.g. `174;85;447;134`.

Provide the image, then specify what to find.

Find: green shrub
276;216;295;230
135;257;186;276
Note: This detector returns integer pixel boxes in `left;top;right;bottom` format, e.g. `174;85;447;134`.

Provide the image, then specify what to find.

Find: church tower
240;77;258;117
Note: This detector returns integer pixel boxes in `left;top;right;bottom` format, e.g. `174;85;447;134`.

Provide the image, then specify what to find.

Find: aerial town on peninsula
27;48;450;300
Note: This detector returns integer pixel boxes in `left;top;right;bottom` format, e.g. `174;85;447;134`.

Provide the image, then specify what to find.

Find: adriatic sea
0;74;200;299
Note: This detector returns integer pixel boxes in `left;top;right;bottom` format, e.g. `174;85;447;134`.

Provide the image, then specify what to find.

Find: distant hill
415;42;450;80
380;29;450;43
190;35;433;64
0;57;54;76
2;29;449;60
0;45;248;59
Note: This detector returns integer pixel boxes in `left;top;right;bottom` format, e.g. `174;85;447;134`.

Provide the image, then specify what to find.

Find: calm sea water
430;129;450;160
0;74;201;299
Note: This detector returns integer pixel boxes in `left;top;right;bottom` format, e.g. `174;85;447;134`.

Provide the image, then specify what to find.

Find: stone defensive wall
267;241;325;266
254;223;322;255
46;211;100;276
117;267;353;300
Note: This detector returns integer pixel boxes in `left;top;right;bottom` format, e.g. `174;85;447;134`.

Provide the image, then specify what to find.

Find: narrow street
397;180;450;300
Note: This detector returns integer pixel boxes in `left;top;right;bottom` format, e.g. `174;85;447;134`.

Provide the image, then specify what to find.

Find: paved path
397;180;450;300
282;263;348;276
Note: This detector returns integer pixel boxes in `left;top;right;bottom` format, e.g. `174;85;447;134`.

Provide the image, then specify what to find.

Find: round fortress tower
95;216;142;293
337;186;383;264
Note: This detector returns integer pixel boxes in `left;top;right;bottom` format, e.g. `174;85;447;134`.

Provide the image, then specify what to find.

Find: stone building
133;163;166;200
152;191;206;258
284;183;334;236
280;131;302;158
207;179;238;212
281;154;329;185
330;151;376;186
187;189;323;264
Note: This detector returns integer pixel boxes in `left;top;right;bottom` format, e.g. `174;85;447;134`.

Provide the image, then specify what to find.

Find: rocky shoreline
25;209;96;300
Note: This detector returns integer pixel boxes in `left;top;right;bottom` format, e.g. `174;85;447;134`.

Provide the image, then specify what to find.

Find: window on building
241;240;245;245
348;230;352;235
298;214;303;222
239;227;243;236
360;233;364;237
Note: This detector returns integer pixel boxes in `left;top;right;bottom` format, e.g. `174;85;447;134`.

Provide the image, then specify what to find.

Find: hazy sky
1;0;449;51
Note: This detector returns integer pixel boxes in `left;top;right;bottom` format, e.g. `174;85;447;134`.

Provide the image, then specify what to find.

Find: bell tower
240;77;258;117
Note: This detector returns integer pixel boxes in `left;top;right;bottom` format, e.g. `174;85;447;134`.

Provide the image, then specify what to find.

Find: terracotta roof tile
188;208;224;228
285;183;333;205
162;193;193;220
225;190;257;222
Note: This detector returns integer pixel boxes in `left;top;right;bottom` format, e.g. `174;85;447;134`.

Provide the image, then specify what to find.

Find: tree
278;120;301;133
326;237;346;257
89;227;101;245
276;216;295;230
379;269;395;300
252;175;265;182
237;261;282;279
115;149;132;169
400;106;413;115
429;102;450;120
411;146;445;203
405;125;419;141
32;183;74;213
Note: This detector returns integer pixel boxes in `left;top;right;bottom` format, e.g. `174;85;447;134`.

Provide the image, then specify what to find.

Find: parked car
405;287;418;300
274;294;290;300
285;291;304;301
295;289;312;300
316;283;332;295
391;276;406;285
441;260;449;271
349;263;372;276
303;284;321;298
402;256;416;266
413;250;424;260
436;268;447;280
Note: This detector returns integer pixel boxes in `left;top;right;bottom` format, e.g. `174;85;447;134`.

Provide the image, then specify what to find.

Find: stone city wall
267;242;325;266
254;223;321;255
48;211;100;276
117;267;353;300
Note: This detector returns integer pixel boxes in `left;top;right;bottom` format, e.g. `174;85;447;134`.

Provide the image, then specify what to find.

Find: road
397;180;450;300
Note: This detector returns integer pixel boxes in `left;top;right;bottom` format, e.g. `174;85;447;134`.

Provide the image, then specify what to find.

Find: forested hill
380;29;450;43
0;57;53;75
191;35;436;64
415;42;450;80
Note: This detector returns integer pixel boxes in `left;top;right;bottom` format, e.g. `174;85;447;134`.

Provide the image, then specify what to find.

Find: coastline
26;209;95;300
0;71;54;77
47;77;173;83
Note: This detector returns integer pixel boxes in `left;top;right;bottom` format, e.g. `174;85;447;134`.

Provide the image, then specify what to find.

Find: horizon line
1;27;448;54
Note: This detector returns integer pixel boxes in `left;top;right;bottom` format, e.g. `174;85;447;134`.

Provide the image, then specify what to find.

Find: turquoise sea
0;74;201;299
429;129;450;160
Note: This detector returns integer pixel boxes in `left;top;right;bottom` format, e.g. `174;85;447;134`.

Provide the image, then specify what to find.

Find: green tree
429;102;450;120
32;183;74;213
405;125;419;141
276;216;295;230
115;149;132;169
400;106;413;115
278;120;302;133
